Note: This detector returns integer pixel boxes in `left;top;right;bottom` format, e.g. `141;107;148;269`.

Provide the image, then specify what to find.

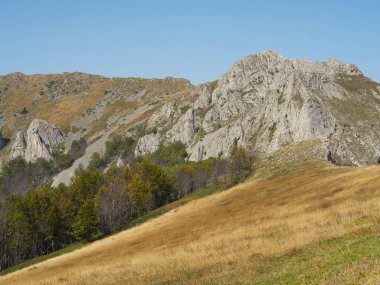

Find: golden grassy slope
0;73;191;138
1;160;379;285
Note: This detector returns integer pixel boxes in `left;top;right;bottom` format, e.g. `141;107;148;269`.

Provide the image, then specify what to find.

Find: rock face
135;51;380;166
134;133;161;157
10;119;66;162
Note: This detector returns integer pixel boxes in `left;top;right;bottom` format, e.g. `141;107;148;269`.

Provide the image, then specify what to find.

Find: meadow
1;159;379;284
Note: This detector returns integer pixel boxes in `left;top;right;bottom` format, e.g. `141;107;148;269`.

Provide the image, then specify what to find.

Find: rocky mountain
1;51;379;180
137;51;380;166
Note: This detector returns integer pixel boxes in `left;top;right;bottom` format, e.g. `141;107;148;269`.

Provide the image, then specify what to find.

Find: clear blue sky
0;0;379;84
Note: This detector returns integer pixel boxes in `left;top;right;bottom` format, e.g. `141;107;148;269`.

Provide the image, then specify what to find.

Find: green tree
69;170;103;206
87;152;107;171
104;136;135;162
68;138;87;161
72;199;100;241
149;141;187;166
26;186;63;254
128;171;154;215
229;146;253;184
140;160;174;207
7;197;33;264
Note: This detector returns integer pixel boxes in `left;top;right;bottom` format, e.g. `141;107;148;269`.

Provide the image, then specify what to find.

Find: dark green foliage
1;186;73;269
52;138;87;170
6;196;33;265
148;141;187;167
69;170;103;205
104;136;135;162
72;199;100;241
133;160;174;207
87;153;108;171
52;152;72;169
19;107;29;115
87;136;135;171
68;138;87;161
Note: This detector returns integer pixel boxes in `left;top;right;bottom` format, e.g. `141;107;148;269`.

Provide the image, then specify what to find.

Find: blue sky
0;0;379;84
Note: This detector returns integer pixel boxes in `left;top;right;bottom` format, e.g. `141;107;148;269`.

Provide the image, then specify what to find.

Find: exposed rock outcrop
2;51;380;171
134;51;380;166
134;133;161;157
10;119;66;162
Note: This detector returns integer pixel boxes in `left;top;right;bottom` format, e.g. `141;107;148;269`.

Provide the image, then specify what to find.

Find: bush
148;141;187;167
229;146;253;184
19;107;29;115
87;153;107;172
104;136;135;162
68;138;87;161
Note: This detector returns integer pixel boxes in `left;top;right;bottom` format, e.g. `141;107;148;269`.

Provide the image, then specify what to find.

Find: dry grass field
1;159;379;284
0;74;192;140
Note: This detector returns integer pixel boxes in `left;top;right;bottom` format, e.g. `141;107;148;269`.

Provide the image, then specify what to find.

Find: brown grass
1;161;379;284
0;74;192;139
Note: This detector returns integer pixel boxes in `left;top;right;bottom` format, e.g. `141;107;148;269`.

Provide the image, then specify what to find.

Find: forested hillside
0;138;252;270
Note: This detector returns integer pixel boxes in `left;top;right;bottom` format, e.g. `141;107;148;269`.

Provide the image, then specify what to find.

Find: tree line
0;137;252;270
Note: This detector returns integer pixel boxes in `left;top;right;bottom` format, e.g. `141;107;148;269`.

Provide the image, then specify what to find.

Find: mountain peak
136;52;378;166
231;51;363;78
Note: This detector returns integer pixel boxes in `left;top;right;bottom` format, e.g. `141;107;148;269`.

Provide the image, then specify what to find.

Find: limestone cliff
135;51;380;166
10;119;66;162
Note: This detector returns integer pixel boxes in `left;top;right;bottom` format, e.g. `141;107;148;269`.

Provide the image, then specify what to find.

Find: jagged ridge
137;51;380;166
2;51;380;177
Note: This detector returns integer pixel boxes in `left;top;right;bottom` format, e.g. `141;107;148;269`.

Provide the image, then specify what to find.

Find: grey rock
134;51;380;166
10;119;66;162
134;132;162;157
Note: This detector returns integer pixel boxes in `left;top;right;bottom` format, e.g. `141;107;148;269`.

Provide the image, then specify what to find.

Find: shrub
148;141;187;167
104;136;135;162
68;138;87;161
19;107;29;115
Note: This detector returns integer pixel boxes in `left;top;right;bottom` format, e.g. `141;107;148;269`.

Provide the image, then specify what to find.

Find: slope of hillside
0;73;192;164
0;73;191;137
1;157;379;285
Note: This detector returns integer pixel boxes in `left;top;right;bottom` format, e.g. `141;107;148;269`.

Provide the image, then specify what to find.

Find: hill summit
137;50;380;166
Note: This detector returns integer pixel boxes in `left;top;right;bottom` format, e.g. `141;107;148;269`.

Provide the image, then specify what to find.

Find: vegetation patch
268;122;277;141
250;230;380;285
336;74;379;94
18;107;29;115
277;93;286;105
